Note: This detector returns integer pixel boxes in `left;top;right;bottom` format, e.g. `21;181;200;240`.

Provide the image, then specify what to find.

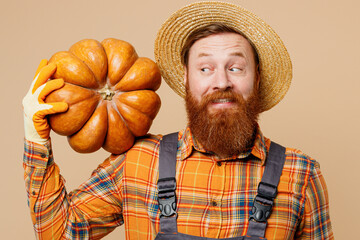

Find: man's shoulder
279;144;320;175
264;136;318;168
132;133;163;150
284;146;317;164
107;133;163;165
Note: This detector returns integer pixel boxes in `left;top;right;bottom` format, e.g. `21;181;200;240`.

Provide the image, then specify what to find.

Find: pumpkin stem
98;84;115;100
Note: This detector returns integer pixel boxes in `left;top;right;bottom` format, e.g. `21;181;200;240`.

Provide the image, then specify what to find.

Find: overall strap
157;132;179;233
246;141;286;238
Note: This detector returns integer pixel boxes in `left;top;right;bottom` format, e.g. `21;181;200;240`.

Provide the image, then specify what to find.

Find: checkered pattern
23;127;333;239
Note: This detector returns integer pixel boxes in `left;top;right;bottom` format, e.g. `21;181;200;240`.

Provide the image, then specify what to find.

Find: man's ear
183;65;188;85
255;64;260;91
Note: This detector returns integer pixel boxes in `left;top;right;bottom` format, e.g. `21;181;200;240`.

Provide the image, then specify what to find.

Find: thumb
32;63;57;94
34;59;48;78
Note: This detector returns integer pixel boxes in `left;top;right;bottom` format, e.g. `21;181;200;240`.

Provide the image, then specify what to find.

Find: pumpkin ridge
114;57;161;91
103;103;134;154
62;82;100;105
49;51;99;89
70;94;101;107
48;95;100;136
108;99;144;139
74;53;107;88
77;57;104;87
72;51;99;87
68;95;101;127
114;99;152;137
101;38;139;87
108;100;130;132
69;39;108;87
116;90;161;119
68;100;108;153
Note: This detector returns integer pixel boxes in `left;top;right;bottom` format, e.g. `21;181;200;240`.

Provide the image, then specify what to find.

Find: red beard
185;86;261;158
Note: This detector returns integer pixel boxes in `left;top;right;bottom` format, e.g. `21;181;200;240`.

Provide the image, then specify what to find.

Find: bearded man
183;26;261;158
22;1;333;239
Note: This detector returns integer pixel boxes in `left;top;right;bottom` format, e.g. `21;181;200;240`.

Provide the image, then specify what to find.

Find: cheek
233;77;255;100
187;72;210;101
188;83;207;102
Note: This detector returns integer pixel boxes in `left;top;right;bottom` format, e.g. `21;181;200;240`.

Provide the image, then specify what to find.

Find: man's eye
201;68;210;72
229;67;242;72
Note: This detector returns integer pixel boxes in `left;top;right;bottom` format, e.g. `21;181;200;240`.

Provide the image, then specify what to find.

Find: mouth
208;98;236;112
212;98;234;103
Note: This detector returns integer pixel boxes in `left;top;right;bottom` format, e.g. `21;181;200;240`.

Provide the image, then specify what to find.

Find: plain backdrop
1;0;359;239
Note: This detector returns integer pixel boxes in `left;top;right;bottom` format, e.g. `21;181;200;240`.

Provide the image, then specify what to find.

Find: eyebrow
197;52;245;58
230;52;245;58
197;53;211;58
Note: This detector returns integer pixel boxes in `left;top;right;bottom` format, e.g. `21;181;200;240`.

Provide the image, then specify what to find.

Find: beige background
1;0;359;239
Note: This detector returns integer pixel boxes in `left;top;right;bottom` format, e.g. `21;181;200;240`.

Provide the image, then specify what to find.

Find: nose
212;69;232;91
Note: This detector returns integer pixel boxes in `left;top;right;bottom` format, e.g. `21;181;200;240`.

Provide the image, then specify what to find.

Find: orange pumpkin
45;38;161;154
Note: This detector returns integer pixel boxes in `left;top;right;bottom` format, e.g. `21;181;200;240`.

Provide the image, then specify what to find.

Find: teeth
213;99;232;103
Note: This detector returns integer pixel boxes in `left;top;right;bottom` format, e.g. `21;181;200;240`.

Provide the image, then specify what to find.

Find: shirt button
217;161;222;166
40;153;46;158
212;201;217;207
32;191;36;196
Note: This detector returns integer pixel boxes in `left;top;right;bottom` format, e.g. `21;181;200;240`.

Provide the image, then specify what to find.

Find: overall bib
155;133;286;240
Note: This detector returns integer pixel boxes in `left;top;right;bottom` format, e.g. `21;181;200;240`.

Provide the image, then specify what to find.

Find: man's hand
22;59;68;144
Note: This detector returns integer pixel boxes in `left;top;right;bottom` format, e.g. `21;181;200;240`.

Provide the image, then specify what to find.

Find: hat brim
154;1;292;112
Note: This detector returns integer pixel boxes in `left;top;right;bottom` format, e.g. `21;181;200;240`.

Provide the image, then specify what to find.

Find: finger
32;115;51;140
32;63;57;94
35;102;68;120
34;59;48;78
38;102;69;117
37;78;65;101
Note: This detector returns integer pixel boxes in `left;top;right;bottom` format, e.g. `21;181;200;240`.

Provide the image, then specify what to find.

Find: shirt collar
178;125;270;165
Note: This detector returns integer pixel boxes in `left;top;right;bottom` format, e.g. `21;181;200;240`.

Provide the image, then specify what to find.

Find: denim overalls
155;133;286;240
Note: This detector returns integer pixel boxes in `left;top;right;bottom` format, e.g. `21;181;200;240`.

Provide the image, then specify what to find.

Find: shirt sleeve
23;138;125;239
295;160;334;239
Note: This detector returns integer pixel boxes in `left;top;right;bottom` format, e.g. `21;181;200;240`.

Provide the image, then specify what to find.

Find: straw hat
154;1;292;112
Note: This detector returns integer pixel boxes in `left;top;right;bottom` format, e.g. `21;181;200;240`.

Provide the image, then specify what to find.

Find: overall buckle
249;182;277;223
249;196;273;222
158;177;177;218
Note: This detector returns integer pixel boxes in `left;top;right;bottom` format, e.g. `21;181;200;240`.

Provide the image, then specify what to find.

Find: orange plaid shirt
23;126;333;239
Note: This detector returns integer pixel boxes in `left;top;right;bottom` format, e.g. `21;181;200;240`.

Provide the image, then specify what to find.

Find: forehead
189;32;255;57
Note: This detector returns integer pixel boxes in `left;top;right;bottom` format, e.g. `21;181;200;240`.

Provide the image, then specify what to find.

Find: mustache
199;90;246;107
